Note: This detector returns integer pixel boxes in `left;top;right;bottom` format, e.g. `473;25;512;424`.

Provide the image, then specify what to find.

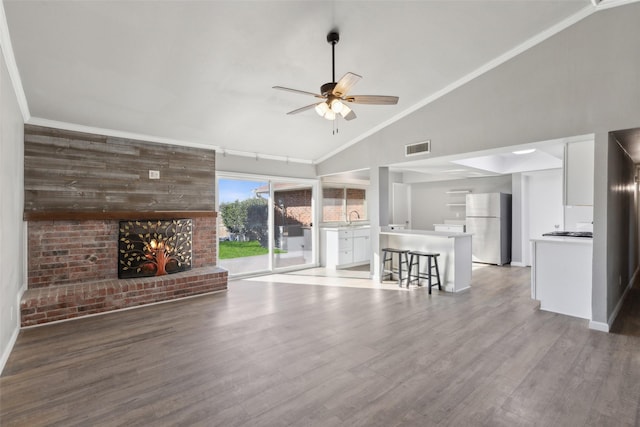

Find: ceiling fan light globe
339;104;352;117
324;110;336;120
315;102;329;117
330;99;344;113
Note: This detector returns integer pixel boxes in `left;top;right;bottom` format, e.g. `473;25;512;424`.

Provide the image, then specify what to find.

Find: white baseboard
510;261;528;267
1;282;28;375
590;267;638;333
588;320;609;332
0;322;20;376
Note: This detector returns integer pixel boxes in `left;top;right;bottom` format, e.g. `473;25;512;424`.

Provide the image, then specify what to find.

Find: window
322;186;367;223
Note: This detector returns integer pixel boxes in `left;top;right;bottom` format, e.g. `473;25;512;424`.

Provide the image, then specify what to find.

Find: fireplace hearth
118;219;192;279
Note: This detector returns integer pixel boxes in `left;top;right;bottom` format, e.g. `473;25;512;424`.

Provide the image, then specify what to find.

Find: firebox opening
118;219;192;279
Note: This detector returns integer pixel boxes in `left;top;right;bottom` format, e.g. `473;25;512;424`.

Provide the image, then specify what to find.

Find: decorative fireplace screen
118;219;192;279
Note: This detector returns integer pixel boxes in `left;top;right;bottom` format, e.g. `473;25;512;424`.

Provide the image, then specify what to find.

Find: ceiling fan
273;31;399;122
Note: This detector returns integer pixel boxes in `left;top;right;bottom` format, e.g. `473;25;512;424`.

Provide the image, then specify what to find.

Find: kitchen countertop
380;227;471;239
530;236;593;245
321;225;371;231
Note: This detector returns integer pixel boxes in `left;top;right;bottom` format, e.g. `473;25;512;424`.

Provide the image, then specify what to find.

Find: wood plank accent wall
24;125;216;215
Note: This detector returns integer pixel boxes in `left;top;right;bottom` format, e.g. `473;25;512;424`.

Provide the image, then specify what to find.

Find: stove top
542;231;593;238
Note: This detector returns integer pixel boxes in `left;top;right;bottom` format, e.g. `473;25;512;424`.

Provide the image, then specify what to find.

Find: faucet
347;210;360;225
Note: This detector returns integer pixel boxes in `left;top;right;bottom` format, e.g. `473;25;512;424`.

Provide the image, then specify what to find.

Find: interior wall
524;169;563;266
603;133;638;323
527;169;563;239
216;153;316;180
511;173;525;265
0;44;25;373
564;206;593;231
410;175;512;231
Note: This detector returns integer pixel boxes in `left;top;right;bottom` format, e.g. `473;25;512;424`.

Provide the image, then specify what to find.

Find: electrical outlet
149;170;160;179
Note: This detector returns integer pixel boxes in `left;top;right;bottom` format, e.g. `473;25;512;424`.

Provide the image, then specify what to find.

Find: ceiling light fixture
330;98;344;113
315;102;329;117
273;31;399;126
324;109;336;120
513;148;536;155
314;99;351;120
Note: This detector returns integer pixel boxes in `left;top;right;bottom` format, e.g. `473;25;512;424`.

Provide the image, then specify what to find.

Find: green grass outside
219;240;286;259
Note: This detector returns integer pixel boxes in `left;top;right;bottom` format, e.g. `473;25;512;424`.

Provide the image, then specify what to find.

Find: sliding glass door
217;174;316;277
272;182;314;270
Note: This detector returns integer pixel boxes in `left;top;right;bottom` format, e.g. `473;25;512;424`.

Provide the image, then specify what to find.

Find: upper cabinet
564;140;594;206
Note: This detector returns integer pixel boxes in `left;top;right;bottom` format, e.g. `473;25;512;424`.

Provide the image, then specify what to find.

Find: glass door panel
217;178;270;275
273;182;314;270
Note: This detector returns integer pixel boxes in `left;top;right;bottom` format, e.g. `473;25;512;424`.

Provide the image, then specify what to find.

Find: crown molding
594;0;640;10
314;4;597;165
27;117;314;165
0;0;30;121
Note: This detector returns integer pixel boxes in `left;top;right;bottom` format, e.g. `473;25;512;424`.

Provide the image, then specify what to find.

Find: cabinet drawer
338;237;352;250
339;230;353;238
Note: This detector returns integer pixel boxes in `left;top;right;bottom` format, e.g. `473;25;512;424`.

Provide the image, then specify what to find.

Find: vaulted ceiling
3;0;596;164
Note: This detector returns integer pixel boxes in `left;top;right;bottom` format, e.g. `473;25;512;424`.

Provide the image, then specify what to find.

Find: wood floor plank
1;265;640;426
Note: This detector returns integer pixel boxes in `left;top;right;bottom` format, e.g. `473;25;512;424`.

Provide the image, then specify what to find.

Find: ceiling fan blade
286;103;320;115
345;95;399;105
273;86;324;98
332;72;362;97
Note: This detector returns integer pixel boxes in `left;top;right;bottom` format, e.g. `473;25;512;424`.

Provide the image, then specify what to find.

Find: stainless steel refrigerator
465;192;512;265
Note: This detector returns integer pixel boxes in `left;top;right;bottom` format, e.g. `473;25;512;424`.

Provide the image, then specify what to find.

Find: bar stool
381;248;410;287
408;251;442;294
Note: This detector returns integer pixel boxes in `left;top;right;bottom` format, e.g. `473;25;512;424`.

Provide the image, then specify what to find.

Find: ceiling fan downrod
327;32;339;83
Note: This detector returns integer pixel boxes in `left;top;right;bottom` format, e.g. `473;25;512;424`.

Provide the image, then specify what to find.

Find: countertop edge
381;229;472;239
530;236;593;244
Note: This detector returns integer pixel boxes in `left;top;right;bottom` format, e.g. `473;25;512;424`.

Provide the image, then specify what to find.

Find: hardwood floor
1;265;639;426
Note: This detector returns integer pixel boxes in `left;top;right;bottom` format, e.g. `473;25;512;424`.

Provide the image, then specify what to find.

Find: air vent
405;140;431;157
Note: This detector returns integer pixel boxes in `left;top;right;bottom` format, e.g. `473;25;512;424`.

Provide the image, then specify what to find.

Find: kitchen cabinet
564;140;594;206
323;227;371;268
530;236;592;319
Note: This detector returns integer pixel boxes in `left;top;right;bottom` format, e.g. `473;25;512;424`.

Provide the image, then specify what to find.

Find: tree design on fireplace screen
118;219;192;278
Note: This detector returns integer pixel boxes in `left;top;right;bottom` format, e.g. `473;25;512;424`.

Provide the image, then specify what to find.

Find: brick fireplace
21;124;227;327
21;213;227;326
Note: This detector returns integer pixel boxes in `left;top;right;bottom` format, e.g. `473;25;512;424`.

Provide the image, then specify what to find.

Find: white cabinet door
338;248;353;265
324;228;370;268
564;140;594;206
353;236;370;263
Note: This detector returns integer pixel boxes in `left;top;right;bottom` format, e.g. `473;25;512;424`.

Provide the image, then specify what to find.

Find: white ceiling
3;0;596;164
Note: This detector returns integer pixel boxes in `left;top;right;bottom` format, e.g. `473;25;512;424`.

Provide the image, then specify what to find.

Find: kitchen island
531;235;593;319
380;227;472;292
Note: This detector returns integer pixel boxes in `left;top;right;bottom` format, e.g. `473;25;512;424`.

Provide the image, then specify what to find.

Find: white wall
216;153;316;179
523;169;563;265
527;169;563;239
410;175;512;231
0;44;25;374
564;206;593;231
